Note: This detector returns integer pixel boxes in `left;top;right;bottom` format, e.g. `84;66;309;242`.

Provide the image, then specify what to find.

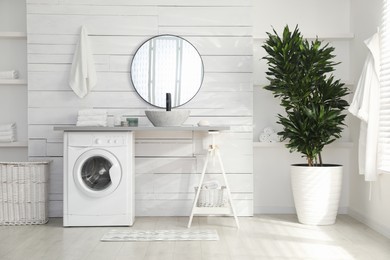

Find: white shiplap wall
26;0;253;217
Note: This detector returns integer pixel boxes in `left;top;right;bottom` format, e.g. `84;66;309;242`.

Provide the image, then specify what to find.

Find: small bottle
120;116;129;127
114;115;121;126
107;115;114;127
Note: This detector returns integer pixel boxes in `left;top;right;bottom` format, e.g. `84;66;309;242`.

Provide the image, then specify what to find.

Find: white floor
1;215;390;260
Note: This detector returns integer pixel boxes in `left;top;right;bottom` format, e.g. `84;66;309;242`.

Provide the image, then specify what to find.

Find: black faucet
166;93;171;111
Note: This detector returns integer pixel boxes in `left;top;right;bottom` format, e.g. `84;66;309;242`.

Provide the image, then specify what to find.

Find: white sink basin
145;110;190;127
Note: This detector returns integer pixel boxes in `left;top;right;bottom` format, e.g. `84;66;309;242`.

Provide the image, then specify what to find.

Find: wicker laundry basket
194;186;227;207
0;161;50;225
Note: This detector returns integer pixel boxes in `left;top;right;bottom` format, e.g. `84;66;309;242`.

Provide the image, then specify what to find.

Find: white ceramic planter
290;164;343;225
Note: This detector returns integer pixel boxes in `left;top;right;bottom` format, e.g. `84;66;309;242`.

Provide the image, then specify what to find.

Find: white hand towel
0;70;19;79
69;26;97;98
78;109;107;116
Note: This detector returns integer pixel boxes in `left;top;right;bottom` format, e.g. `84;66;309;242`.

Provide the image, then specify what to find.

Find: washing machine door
73;149;122;197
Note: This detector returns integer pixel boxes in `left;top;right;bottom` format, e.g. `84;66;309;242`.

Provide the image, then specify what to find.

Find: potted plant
262;25;349;225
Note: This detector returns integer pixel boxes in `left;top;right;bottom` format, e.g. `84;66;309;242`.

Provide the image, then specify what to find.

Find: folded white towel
0;133;14;138
76;120;107;127
77;115;107;122
0;123;16;131
0;70;19;79
201;180;221;189
69;26;97;98
0;130;16;136
78;109;107;116
0;135;15;142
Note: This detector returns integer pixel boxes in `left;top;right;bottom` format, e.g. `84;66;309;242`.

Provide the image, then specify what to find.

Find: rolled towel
76;120;107;127
0;123;16;131
0;70;19;79
263;127;275;135
270;132;281;142
259;133;272;143
201;180;221;189
78;109;107;116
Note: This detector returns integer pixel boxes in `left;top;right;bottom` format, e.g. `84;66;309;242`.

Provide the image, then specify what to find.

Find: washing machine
63;131;134;226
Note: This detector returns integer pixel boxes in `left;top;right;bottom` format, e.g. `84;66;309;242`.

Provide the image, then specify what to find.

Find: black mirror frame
130;34;204;108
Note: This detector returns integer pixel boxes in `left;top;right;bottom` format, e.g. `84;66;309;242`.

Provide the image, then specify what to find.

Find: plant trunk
307;157;313;167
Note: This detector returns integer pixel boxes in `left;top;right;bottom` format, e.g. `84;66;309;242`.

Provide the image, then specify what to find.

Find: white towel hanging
349;33;380;183
69;26;97;98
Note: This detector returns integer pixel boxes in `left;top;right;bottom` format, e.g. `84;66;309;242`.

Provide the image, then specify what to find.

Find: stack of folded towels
0;70;19;79
76;109;107;126
259;127;281;143
0;123;16;142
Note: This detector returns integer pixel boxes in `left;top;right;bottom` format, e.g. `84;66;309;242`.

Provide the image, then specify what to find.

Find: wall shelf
0;32;27;39
0;27;28;152
253;141;354;148
254;80;354;88
0;79;27;85
0;141;28;148
254;33;355;41
253;142;286;148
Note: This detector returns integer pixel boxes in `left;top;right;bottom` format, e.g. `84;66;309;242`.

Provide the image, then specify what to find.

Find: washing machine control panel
93;136;125;146
68;132;131;147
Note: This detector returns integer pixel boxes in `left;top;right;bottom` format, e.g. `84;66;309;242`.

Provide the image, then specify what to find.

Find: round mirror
131;35;204;108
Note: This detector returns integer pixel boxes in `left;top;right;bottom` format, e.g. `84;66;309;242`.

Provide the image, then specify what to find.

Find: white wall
26;0;253;217
348;0;390;238
252;0;354;214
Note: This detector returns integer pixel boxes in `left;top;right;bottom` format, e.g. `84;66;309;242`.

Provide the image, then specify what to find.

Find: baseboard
254;206;349;215
348;208;390;239
52;205;349;218
254;206;296;214
338;207;349;214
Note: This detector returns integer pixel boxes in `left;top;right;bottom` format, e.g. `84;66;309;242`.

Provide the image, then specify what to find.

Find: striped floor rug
101;229;219;242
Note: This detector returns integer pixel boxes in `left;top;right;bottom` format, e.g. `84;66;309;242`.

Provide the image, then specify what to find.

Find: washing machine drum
73;149;122;197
